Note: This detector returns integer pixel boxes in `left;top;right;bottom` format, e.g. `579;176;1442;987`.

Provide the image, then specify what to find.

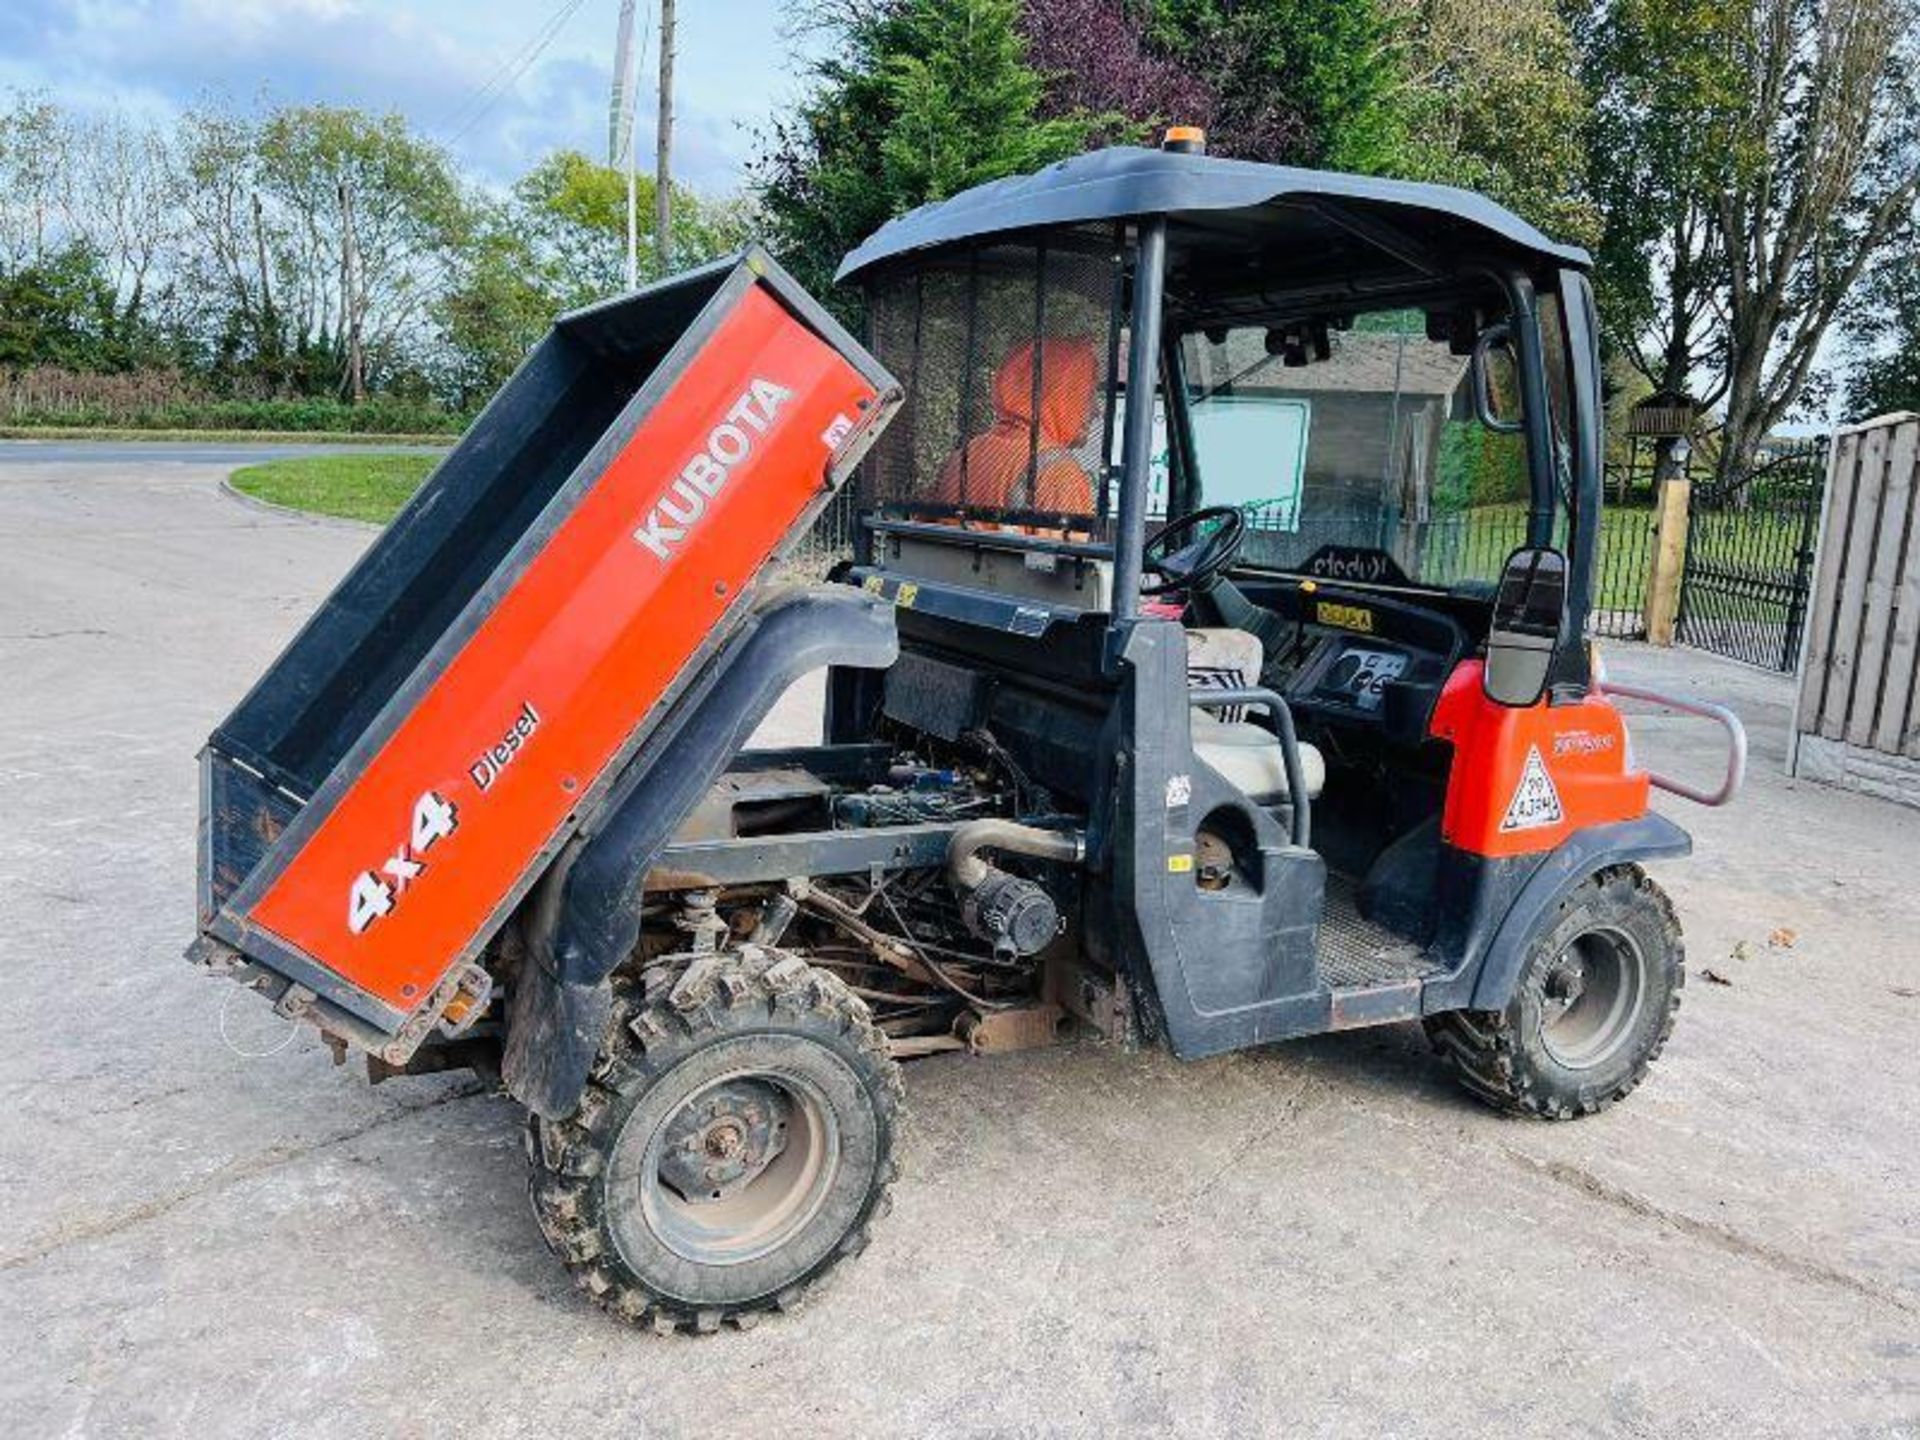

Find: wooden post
338;178;365;404
1643;473;1691;646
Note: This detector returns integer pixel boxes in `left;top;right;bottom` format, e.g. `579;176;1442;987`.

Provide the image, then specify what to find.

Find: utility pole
611;0;640;291
608;0;638;170
655;0;675;273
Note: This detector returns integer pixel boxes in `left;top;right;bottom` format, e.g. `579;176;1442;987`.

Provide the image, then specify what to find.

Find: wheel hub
1539;928;1647;1070
657;1079;791;1203
1545;957;1586;1006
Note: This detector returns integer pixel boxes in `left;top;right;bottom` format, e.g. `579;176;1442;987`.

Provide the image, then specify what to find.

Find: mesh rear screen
862;235;1120;532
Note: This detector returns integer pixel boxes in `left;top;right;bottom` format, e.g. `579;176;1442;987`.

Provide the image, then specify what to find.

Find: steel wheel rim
1539;926;1647;1070
638;1067;840;1267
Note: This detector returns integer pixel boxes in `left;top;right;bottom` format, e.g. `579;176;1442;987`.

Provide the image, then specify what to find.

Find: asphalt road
0;438;448;465
3;453;1916;1437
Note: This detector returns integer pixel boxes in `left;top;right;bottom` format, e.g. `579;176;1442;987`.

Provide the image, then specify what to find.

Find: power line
438;0;593;146
437;0;585;140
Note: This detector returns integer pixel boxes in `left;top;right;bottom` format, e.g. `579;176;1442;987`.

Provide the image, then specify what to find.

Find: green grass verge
228;452;440;524
1;425;456;445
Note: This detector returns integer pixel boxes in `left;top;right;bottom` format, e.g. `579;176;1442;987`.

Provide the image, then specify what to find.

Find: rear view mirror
1485;547;1568;707
1262;320;1332;367
1471;324;1523;433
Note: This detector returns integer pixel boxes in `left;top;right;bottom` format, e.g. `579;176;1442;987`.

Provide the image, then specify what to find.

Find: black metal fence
1677;437;1829;671
777;440;1832;675
789;487;1658;644
1419;503;1654;640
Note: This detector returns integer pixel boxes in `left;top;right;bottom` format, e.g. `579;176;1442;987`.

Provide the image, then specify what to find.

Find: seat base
1190;708;1325;802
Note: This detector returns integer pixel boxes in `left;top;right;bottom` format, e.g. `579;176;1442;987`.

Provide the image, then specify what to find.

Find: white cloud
0;0;803;193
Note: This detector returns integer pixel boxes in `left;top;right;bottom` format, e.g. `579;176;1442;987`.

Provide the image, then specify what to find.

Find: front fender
503;584;898;1116
1466;813;1692;1012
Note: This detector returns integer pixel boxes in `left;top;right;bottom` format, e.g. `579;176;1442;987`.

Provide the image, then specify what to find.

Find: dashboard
1285;634;1452;743
1309;644;1409;712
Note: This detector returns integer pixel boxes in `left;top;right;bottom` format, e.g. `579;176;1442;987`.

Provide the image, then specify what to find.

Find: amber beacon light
1162;125;1207;153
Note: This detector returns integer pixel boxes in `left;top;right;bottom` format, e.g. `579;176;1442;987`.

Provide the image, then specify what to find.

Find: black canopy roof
836;146;1589;298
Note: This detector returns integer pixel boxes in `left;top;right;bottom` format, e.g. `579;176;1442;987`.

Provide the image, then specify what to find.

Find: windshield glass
1175;309;1561;586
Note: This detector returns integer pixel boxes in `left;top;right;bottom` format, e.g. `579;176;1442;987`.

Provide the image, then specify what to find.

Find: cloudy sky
0;0;814;194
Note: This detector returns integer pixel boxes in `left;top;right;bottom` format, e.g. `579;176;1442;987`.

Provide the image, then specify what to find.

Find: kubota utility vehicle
189;133;1746;1333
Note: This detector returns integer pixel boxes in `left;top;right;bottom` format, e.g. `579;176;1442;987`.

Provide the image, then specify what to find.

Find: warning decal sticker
1499;744;1566;833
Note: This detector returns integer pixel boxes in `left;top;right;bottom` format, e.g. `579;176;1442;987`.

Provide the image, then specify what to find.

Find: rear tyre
1425;866;1683;1120
527;947;903;1332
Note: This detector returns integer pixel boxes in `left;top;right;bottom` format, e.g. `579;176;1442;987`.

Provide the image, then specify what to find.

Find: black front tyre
1425;866;1684;1119
527;947;904;1333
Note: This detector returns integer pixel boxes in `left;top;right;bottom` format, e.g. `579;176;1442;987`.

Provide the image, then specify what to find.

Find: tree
1842;212;1920;417
1577;0;1919;480
1026;1;1594;249
54;107;185;368
437;214;553;408
1388;0;1600;248
253;106;467;399
880;0;1105;198
0;243;115;369
169;104;467;398
510;150;749;309
1018;0;1211;142
0;93;64;269
434;152;750;403
1711;0;1920;477
1578;0;1743;420
1141;0;1404;167
756;0;1096;301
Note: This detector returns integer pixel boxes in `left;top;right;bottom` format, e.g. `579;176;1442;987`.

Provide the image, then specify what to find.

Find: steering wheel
1140;505;1246;596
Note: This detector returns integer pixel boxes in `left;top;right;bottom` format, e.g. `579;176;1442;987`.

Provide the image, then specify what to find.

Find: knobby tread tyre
1424;865;1684;1120
524;947;904;1333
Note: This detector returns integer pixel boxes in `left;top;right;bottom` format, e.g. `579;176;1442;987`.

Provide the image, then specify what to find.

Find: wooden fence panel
1799;430;1861;727
1794;412;1920;805
1848;419;1919;747
1820;424;1889;740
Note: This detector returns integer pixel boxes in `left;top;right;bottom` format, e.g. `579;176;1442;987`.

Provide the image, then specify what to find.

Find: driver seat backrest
1184;626;1326;803
1185;628;1264;720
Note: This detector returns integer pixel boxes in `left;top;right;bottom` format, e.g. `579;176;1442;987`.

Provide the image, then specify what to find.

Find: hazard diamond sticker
1499;744;1565;833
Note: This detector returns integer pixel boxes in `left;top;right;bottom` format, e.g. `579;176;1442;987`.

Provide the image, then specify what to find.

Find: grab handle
1600;681;1747;807
1190;685;1312;847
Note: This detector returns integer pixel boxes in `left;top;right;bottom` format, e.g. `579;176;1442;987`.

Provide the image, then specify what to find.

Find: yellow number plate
1316;601;1374;633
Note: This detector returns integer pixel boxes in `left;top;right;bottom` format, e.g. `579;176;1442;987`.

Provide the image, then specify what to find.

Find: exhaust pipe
946;819;1084;888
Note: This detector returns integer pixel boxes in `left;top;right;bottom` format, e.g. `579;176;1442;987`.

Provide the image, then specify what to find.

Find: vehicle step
1318;876;1440;989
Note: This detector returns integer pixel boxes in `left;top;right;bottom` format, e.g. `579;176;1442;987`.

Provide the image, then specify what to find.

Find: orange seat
934;337;1099;516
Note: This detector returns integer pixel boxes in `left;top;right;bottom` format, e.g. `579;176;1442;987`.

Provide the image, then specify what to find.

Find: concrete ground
2;451;1916;1438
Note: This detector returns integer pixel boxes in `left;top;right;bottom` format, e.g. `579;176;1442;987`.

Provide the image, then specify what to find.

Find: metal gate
1677;437;1828;670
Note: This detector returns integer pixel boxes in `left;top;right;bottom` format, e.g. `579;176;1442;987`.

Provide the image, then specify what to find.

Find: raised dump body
190;250;899;1060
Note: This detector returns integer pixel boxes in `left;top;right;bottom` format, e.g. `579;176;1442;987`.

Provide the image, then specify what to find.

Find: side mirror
1471;324;1523;433
1485;546;1568;707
